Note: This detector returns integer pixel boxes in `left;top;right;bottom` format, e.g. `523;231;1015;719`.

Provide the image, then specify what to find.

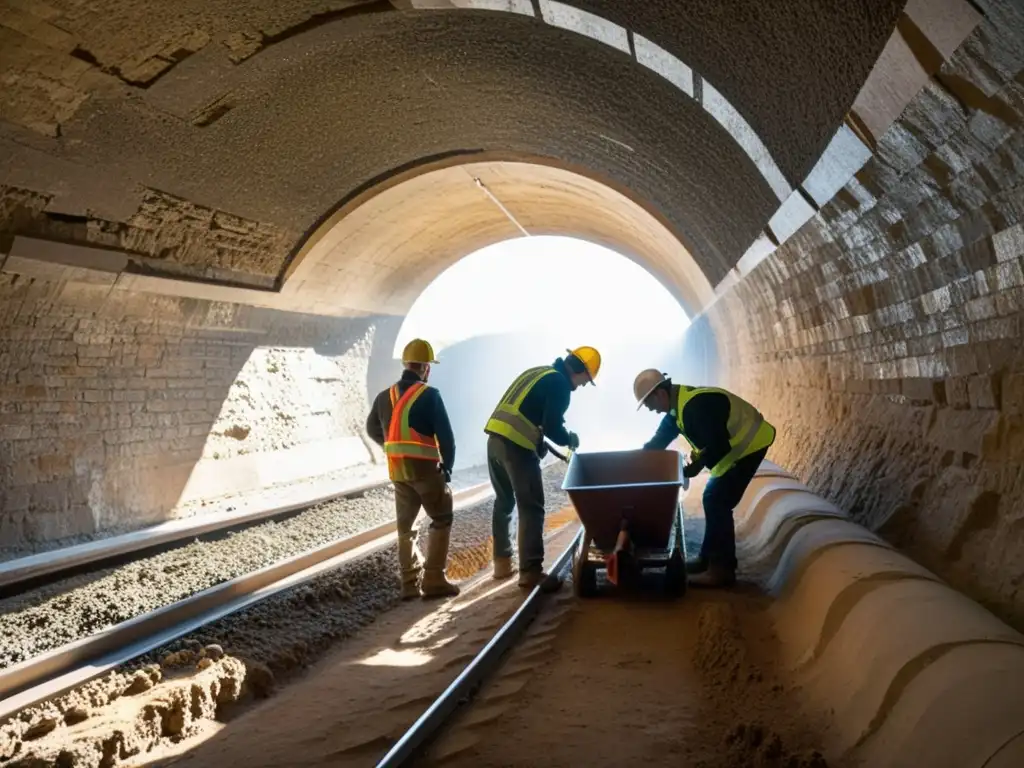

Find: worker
484;346;601;591
366;338;460;600
633;369;775;588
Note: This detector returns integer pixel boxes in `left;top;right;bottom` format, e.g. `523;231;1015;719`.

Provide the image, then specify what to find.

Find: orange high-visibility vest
383;382;441;481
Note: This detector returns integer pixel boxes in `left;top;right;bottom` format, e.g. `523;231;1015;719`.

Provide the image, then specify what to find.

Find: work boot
492;555;515;580
685;556;709;575
421;525;460;599
400;581;421;600
397;531;423;600
688;562;736;589
518;569;563;594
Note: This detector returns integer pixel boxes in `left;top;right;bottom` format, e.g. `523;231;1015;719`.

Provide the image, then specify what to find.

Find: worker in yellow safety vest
366;339;460;600
634;369;776;588
484;346;601;591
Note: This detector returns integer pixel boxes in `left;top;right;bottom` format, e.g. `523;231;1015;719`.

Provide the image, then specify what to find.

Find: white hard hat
633;369;668;410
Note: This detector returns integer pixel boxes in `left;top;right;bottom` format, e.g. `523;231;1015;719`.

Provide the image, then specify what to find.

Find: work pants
700;447;769;571
487;434;546;574
394;472;454;586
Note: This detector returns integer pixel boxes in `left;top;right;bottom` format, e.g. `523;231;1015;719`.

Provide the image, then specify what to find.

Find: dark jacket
643;386;732;475
491;357;574;449
366;369;456;477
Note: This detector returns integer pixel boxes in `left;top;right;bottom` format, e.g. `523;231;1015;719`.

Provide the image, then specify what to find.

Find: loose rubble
2;658;247;768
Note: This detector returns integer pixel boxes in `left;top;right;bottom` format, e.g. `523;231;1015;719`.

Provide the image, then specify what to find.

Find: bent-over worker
485;347;601;591
634;369;775;588
367;338;460;600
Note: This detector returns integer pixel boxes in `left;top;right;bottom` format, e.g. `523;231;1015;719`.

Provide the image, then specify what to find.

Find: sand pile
692;601;830;768
2;656;246;768
717;723;829;768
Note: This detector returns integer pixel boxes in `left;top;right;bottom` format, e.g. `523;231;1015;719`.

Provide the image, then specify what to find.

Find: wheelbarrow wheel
573;534;597;598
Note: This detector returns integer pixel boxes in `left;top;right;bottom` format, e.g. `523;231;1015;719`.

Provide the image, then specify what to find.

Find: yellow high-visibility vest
484;366;558;450
384;383;441;481
675;386;774;477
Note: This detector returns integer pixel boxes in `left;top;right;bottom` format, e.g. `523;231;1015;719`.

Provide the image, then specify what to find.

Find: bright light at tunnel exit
395;236;690;468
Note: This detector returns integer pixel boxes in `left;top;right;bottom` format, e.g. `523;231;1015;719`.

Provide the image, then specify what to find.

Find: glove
683;462;701;479
567;432;580;451
439;465;452;483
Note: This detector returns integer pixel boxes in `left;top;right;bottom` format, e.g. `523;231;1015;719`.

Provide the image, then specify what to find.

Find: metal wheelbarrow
561;449;688;598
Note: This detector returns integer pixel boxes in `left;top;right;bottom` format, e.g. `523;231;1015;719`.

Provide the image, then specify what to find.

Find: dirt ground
422;586;830;768
5;472;837;768
0;465;554;671
421;484;831;768
0;468;573;768
152;482;828;768
143;524;585;768
1;468;573;768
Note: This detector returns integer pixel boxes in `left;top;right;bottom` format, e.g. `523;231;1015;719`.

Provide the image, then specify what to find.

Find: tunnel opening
392;234;691;470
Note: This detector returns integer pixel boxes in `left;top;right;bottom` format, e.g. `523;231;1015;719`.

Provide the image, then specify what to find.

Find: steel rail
0;481;496;721
0;476;399;593
376;527;583;768
1;466;561;595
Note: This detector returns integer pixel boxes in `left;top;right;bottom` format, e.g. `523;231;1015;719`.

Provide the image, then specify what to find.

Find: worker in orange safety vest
366;338;460;600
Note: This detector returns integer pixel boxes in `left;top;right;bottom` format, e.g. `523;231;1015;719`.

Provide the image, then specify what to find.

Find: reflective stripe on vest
384;382;440;481
484;366;558;450
675;386;774;477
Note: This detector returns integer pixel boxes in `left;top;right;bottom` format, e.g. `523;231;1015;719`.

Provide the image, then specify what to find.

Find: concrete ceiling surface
0;2;902;293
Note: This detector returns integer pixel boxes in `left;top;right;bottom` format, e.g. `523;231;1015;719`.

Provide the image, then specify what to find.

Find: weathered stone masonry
0;185;294;288
690;4;1024;630
0;271;401;549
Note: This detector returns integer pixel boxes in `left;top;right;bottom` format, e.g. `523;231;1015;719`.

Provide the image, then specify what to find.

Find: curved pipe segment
735;465;1024;768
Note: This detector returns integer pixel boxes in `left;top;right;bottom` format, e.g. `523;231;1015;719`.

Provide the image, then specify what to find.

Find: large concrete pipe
732;468;1024;768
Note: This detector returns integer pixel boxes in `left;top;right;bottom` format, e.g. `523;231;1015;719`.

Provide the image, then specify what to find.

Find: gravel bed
0;487;397;670
0;464;493;564
0;464;564;671
1;464;573;767
137;463;568;678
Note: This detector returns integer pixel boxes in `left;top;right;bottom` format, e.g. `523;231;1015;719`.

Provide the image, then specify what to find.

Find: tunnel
2;0;1024;765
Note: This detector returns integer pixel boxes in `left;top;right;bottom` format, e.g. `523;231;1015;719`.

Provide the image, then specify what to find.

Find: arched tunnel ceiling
0;1;905;293
543;0;906;181
283;158;716;317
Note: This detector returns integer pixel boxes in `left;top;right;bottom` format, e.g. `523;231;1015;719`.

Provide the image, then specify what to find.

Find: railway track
376;528;582;768
0;469;497;597
13;456;1024;768
0;478;395;597
0;480;496;723
365;457;1024;768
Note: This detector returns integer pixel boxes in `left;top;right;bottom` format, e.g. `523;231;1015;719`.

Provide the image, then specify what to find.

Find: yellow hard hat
402;338;438;364
634;369;668;409
567;346;601;384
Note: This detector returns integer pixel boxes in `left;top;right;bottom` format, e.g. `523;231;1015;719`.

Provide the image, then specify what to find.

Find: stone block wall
691;3;1024;630
0;272;402;550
